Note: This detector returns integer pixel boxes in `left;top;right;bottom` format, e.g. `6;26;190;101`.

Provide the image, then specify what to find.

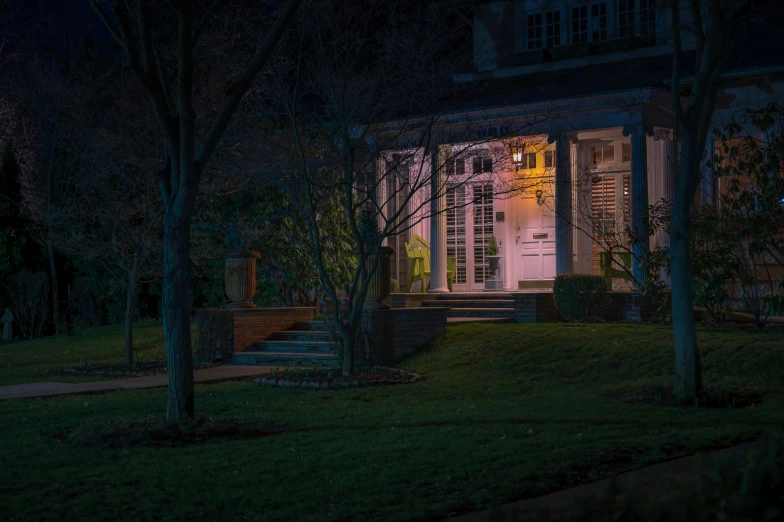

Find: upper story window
572;3;608;44
546;11;561;48
527;13;543;49
528;10;561;50
618;0;657;45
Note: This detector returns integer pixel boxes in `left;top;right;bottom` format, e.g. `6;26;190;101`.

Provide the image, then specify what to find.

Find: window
546;10;561;48
591;3;607;42
592;174;631;232
572;3;607;43
472;157;493;174
544;150;554;168
446;184;467;284
639;0;656;45
591;144;615;165
473;183;494;284
520;152;537;169
618;0;635;37
527;13;542;49
446;158;466;177
572;6;588;42
618;0;657;45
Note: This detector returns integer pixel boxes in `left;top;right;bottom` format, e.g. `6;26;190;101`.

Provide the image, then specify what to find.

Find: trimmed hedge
553;274;608;322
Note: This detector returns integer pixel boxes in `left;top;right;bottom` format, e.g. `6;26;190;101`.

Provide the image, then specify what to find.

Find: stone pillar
555;134;573;276
429;147;449;293
625;125;650;288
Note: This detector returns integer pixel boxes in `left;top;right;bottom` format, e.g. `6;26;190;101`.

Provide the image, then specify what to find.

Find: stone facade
357;307;449;366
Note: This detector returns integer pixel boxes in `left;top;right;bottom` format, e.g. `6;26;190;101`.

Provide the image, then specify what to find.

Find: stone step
423;299;513;309
447;317;513;324
446;307;516;318
288;321;333;331
232;351;340;368
424;293;512;300
268;330;333;342
255;340;334;354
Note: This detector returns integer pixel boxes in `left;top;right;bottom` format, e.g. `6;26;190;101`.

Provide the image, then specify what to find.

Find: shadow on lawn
56;417;284;449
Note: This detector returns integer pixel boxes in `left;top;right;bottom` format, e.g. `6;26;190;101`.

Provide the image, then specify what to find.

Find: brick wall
357;307;448;365
232;307;316;352
510;292;561;323
388;293;427;309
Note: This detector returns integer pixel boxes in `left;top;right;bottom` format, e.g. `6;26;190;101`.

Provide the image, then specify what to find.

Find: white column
555;134;573;275
428;147;449;293
654;128;676;249
625;124;650;288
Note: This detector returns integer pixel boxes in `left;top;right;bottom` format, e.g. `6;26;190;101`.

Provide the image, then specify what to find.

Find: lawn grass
0;323;168;385
1;323;783;521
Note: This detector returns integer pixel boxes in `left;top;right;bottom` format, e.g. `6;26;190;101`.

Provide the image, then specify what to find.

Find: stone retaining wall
509;292;561;323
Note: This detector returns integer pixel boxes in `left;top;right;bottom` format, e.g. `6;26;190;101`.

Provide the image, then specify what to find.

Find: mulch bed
55;417;284;449
255;366;421;389
54;360;221;379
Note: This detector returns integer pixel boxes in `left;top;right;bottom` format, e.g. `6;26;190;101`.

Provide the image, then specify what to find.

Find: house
381;0;784;297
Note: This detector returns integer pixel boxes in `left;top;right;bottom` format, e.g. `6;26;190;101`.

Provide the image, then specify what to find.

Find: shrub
390;278;400;294
553;274;608;322
8;272;50;339
486;236;499;256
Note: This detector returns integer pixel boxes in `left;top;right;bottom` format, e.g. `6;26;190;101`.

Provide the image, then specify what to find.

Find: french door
447;182;494;291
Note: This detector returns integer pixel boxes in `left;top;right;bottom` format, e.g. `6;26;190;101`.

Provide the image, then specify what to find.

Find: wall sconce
512;147;523;168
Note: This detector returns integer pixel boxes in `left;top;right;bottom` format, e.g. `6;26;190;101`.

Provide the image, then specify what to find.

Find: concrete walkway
443;442;755;522
0;365;274;400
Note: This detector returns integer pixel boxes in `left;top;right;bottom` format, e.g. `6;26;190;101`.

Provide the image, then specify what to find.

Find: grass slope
1;323;783;521
0;323;167;385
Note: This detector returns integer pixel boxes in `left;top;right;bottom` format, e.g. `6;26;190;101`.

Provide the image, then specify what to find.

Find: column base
428;285;450;293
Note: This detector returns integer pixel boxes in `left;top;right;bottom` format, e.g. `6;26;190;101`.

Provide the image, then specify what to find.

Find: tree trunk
124;268;138;365
670;139;702;398
341;328;355;377
46;231;60;334
163;207;195;422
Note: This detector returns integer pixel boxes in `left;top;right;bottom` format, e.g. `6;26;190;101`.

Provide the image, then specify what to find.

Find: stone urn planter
487;255;502;278
485;255;504;291
224;251;261;309
361;246;395;310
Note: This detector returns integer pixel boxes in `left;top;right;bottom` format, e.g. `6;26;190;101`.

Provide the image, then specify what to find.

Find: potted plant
486;235;501;276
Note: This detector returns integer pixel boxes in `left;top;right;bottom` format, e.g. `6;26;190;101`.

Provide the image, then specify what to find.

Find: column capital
652;127;674;141
622;124;654;137
547;132;579;144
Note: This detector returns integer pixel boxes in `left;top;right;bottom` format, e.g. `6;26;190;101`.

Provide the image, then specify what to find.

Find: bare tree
263;0;550;375
90;0;302;421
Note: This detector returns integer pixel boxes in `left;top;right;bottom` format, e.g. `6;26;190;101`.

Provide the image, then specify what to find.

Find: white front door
517;178;556;283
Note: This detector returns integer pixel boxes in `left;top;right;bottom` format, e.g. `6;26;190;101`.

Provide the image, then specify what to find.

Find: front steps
231;321;340;368
421;293;515;323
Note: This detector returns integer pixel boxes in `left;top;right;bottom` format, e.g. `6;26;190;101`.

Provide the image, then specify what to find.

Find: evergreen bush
553;274;608;322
